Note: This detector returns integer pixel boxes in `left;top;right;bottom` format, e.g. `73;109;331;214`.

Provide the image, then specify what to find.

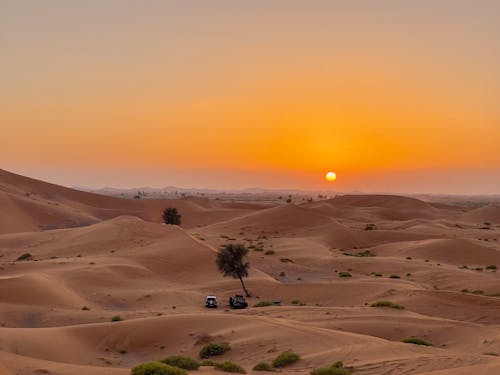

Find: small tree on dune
216;244;251;297
163;207;181;225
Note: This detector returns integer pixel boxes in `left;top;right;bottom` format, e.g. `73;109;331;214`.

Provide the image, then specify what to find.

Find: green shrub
310;367;351;375
338;272;352;278
370;301;405;310
355;250;375;257
161;356;199;370
254;301;274;307
215;361;246;373
402;338;433;346
291;300;301;305
200;360;217;366
272;350;300;368
343;250;375;257
16;253;33;261
131;361;187;375
310;362;351;375
483;352;499;356
253;362;274;371
199;342;231;359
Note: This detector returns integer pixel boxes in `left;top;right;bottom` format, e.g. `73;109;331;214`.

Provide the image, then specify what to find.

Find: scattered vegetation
344;250;375;257
370;301;405;310
338;272;352;278
254;301;274;307
406;257;412;260
215;361;246;373
272;351;300;368
81;306;90;311
200;360;218;366
402;338;433;346
217;244;251;297
253;362;274;371
162;207;181;225
310;361;352;375
161;356;200;370
389;275;401;279
364;223;376;231
16;253;33;261
199;342;231;359
486;265;497;270
373;272;382;277
264;250;275;255
131;361;187;375
111;315;123;322
483;352;499;356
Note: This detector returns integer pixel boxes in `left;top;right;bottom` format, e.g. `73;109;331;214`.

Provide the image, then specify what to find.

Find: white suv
205;295;218;308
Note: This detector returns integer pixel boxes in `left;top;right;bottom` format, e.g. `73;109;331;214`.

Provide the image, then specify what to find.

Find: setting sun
325;171;337;182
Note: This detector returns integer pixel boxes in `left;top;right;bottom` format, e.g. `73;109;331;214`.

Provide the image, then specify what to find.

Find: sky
2;0;499;193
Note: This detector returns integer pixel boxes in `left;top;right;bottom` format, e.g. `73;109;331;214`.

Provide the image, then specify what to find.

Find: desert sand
0;168;499;374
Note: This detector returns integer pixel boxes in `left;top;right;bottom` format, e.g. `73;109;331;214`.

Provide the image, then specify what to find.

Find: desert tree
216;243;251;297
162;207;181;225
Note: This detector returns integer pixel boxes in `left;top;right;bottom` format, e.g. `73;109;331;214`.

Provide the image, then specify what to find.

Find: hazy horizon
3;166;500;196
3;1;499;194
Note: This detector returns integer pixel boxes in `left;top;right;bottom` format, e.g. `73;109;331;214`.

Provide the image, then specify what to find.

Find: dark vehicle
205;295;218;308
229;295;248;309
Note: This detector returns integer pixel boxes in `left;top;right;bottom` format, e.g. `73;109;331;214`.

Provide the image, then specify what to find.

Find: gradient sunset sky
2;1;499;193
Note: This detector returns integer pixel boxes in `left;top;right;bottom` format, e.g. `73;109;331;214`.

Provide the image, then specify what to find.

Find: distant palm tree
216;243;250;297
162;207;181;225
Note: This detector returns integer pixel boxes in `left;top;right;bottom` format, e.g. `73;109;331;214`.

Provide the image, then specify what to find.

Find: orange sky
2;1;499;193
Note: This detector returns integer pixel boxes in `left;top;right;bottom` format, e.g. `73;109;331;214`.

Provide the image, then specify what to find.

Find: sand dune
0;171;499;374
370;238;500;265
0;169;261;234
460;204;500;224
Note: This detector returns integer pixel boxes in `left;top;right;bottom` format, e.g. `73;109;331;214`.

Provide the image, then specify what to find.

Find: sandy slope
0;169;262;234
0;170;499;374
